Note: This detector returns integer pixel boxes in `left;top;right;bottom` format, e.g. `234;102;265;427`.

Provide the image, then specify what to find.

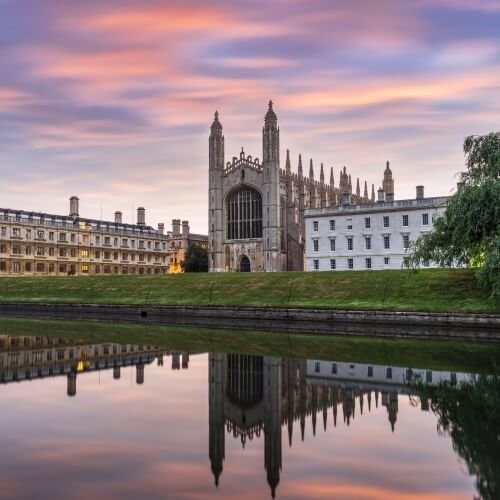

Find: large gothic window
226;187;262;240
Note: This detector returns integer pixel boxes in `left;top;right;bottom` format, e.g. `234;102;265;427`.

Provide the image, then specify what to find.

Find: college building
0;196;207;276
305;185;449;271
208;101;382;272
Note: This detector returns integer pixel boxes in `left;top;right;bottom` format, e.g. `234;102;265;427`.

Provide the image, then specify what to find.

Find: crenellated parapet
224;148;262;175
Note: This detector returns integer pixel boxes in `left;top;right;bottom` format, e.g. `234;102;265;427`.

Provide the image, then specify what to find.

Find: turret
330;167;334;187
137;207;145;226
364;181;368;200
320;163;324;184
208;111;225;271
309;159;314;180
298;154;303;178
285;149;291;174
383;161;395;201
356;178;360;197
262;101;281;271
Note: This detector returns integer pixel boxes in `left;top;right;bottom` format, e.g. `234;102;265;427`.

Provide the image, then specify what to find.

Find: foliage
418;375;500;500
408;133;500;297
181;243;208;272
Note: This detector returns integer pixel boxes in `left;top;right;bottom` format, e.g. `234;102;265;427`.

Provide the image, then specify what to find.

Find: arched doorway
240;255;251;272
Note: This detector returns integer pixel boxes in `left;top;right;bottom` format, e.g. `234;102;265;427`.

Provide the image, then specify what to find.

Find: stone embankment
1;303;499;342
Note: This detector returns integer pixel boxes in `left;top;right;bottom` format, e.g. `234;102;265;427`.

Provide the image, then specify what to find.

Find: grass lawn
1;317;499;374
0;268;498;313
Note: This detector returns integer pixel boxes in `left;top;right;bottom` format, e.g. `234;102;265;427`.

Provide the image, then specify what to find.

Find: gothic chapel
208;101;394;272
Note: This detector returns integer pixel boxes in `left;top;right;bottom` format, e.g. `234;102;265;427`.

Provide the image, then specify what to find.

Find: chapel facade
208;101;394;272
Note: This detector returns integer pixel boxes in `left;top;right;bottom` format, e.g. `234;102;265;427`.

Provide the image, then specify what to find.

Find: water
0;325;498;499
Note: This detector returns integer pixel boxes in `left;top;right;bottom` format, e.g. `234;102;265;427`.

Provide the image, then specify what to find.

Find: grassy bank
1;317;499;373
0;269;498;313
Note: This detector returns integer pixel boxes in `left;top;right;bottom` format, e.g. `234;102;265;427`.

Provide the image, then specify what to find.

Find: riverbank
0;269;498;313
1;317;499;373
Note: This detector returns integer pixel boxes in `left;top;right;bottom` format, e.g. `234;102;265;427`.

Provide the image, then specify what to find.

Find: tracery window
226;187;262;240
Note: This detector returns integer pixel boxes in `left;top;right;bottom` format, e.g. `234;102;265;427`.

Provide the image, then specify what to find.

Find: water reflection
0;333;493;499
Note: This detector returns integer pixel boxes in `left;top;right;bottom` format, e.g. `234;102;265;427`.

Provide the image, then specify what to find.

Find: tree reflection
418;375;500;500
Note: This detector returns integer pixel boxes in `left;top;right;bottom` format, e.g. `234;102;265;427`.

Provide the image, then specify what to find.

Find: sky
0;0;499;233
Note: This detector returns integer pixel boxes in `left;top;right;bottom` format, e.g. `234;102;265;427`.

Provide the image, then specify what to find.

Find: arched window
226;187;262;239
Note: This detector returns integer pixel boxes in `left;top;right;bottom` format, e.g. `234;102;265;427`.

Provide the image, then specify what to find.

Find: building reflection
209;354;473;498
0;335;190;396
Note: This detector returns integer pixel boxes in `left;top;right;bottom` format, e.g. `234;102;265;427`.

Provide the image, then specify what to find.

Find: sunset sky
1;0;499;233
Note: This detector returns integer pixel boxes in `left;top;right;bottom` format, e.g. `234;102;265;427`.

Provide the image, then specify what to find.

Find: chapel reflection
209;353;473;498
0;334;190;396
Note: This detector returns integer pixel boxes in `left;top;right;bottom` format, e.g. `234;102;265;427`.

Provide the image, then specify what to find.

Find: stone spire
356;178;360;197
364;180;368;199
285;149;291;174
371;183;375;202
383;160;394;198
330;167;334;187
298;154;303;178
348;174;352;194
211;110;222;133
309;159;314;180
320;163;324;184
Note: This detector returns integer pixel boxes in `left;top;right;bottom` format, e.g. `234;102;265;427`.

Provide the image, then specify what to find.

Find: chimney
377;188;385;203
341;193;351;206
416;185;424;200
114;211;123;224
182;220;189;237
157;222;165;235
137;207;146;226
172;219;181;235
69;196;79;217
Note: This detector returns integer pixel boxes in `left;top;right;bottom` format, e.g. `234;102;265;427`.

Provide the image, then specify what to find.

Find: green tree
408;133;500;297
181;243;208;272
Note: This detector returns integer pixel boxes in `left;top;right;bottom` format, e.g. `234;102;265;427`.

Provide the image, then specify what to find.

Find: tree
408;133;500;297
417;375;500;500
181;243;208;272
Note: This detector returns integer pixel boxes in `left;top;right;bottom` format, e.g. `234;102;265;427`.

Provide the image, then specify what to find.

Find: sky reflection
0;335;481;499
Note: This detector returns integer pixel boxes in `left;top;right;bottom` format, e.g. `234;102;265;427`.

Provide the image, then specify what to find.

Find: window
81;265;89;273
83;234;89;244
36;247;44;256
314;361;320;373
313;239;319;252
25;263;31;272
347;237;353;251
313;221;319;232
386;367;392;379
347;219;353;230
59;248;67;257
226;187;263;239
36;263;45;272
402;214;409;227
96;236;100;244
70;249;76;257
26;229;31;238
70;234;76;243
383;215;390;228
330;239;336;251
59;264;67;273
422;213;429;225
36;230;44;239
104;237;110;245
25;246;31;255
122;238;128;247
59;233;66;241
365;257;372;269
329;220;335;231
95;251;100;258
48;248;55;257
48;263;54;273
81;249;89;258
364;217;371;229
384;256;390;265
0;245;5;253
367;366;373;377
0;262;6;271
347;258;353;269
313;259;319;270
49;232;54;241
331;363;337;374
114;238;118;246
365;237;371;250
403;234;410;249
330;259;336;270
384;235;390;249
12;246;21;254
113;252;118;260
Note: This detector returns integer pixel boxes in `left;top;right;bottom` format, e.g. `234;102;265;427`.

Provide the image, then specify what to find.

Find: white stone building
305;186;450;271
